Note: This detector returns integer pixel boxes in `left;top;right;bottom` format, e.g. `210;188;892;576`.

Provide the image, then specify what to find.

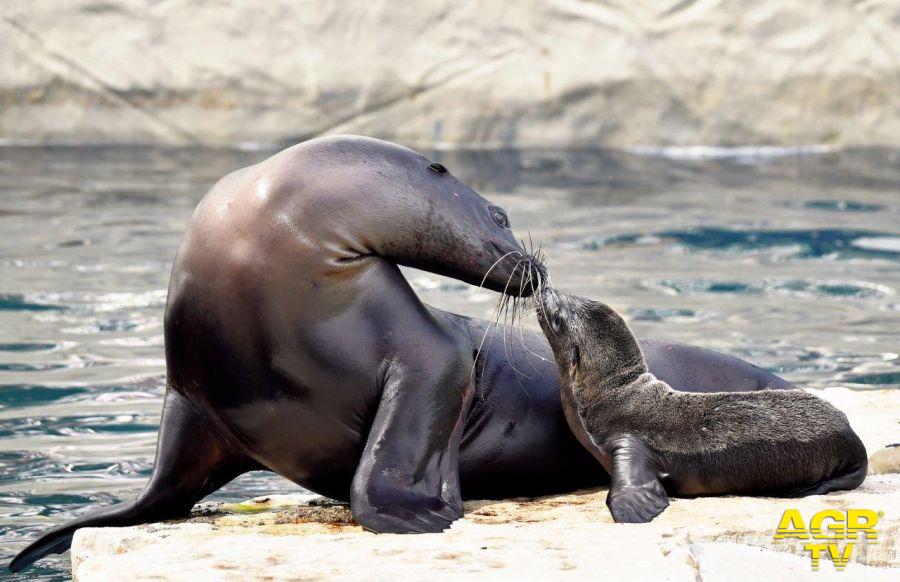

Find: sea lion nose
520;254;546;288
538;284;558;308
512;255;545;297
528;255;547;279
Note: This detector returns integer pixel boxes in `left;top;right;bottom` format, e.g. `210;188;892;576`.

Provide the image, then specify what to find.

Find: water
1;145;898;579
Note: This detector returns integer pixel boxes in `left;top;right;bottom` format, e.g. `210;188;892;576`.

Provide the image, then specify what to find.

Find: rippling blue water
1;146;898;580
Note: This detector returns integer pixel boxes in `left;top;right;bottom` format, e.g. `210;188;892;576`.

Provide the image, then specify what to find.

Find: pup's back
601;376;868;496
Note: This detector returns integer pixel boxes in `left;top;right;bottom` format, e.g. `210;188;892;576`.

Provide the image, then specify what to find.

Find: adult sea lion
535;286;868;523
11;135;795;572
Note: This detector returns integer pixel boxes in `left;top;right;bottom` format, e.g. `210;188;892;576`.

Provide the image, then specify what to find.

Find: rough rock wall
2;0;899;147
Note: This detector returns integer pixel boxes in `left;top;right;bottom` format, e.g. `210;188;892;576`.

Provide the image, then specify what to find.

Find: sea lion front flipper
605;436;669;524
350;353;471;534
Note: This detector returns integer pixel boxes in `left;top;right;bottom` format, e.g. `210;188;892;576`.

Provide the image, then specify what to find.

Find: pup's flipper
605;436;669;523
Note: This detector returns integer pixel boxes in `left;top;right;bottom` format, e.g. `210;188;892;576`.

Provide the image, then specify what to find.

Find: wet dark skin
10;135;794;572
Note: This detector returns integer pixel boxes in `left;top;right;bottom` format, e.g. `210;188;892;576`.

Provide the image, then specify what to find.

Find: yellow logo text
773;508;881;571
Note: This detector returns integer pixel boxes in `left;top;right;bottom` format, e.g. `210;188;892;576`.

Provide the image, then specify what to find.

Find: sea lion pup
535;286;868;523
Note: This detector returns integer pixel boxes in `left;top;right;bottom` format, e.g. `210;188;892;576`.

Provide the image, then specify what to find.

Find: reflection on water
1;145;898;579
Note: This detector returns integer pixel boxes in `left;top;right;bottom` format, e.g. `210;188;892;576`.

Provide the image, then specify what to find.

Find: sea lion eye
428;162;448;174
490;208;510;229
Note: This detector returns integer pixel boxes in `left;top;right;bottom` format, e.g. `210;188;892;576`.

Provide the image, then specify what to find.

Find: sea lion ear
428;162;448;174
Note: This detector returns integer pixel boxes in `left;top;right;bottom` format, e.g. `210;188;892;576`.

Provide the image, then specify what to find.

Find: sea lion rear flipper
605;436;669;524
350;354;471;534
9;390;255;573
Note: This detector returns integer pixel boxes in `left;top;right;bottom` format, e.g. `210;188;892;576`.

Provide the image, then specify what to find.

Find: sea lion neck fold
243;134;540;295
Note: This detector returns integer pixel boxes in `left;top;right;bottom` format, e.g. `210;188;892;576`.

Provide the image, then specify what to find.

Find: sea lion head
297;135;545;297
536;286;646;384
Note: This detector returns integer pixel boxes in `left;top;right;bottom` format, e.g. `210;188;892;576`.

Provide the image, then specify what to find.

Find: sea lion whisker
480;250;529;382
516;263;551;370
497;262;520;364
497;260;534;384
508;297;534;378
471;292;505;384
477;291;511;385
532;265;562;342
476;310;502;387
514;264;534;352
506;298;534;389
528;258;540;303
478;250;523;291
472;259;522;384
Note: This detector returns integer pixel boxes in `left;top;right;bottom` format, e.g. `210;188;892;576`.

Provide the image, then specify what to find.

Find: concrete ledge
71;389;899;580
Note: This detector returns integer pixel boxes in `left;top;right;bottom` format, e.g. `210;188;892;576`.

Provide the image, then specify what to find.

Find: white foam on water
851;237;900;253
626;144;837;159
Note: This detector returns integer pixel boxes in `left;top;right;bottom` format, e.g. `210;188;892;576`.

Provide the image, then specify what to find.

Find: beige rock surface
71;388;899;580
2;1;899;148
71;477;899;581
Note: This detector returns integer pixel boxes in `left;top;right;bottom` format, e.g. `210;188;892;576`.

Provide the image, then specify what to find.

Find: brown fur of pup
536;286;867;523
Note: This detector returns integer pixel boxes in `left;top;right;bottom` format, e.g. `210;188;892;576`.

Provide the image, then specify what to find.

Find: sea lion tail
9;389;253;573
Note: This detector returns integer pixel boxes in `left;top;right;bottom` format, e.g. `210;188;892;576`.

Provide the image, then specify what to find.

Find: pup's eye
491;208;510;229
572;344;581;368
428;162;448;174
550;313;562;332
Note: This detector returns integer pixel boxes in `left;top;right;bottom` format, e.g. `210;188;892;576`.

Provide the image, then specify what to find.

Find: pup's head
535;286;646;385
